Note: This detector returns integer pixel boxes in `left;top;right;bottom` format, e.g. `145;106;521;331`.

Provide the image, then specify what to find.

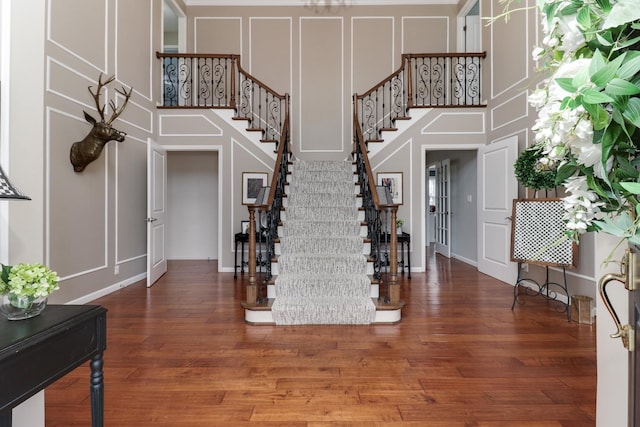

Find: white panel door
147;138;167;287
465;15;481;52
435;159;451;258
477;136;518;284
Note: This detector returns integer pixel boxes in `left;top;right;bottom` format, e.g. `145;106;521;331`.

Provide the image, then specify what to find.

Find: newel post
230;55;237;110
404;55;414;109
246;206;257;305
389;206;400;303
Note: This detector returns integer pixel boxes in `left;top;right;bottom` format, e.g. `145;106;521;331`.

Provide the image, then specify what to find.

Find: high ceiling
180;0;457;5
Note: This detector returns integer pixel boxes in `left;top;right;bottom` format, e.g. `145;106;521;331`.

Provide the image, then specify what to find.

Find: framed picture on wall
376;172;403;205
242;172;268;205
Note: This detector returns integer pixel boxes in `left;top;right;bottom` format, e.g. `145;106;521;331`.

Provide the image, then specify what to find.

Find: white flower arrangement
500;0;640;244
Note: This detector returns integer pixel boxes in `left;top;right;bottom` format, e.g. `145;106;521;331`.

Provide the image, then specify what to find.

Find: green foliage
0;263;60;298
514;148;557;190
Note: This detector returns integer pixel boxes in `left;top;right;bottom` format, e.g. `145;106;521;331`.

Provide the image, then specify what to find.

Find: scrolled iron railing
354;52;486;143
156;52;289;144
352;109;400;306
245;114;291;307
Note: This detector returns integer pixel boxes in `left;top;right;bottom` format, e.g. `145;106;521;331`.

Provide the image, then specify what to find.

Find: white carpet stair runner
271;160;376;325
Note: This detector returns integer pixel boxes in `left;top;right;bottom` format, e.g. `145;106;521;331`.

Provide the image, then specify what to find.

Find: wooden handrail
156;51;240;59
355;52;487;143
246;103;290;306
352;98;399;304
157;52;288;144
261;110;290;210
354;60;406;100
236;61;288;103
403;52;487;58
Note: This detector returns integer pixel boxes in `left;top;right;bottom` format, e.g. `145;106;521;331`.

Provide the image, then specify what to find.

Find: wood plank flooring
45;251;596;426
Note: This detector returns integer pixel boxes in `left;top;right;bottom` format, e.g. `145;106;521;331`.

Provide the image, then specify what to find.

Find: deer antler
107;85;133;125
88;73;115;122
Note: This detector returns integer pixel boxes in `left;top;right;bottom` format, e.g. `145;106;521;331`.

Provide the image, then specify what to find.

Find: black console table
0;304;107;426
234;232;249;278
380;232;411;278
234;232;271;278
398;232;411;278
375;232;412;279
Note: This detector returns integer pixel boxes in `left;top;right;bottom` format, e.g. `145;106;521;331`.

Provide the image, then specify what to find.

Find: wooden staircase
242;157;404;324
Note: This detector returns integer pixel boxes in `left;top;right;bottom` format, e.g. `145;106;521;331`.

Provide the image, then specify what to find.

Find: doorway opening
425;149;478;267
162;0;186;53
166;151;220;261
457;0;481;52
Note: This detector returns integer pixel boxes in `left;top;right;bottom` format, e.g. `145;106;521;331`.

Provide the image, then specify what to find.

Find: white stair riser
246;301;401;324
282;197;362;208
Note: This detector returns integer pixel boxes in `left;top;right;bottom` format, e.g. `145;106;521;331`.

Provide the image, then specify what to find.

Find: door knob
599;249;637;351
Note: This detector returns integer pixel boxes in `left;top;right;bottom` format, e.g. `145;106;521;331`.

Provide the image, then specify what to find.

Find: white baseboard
66;273;146;305
452;253;477;267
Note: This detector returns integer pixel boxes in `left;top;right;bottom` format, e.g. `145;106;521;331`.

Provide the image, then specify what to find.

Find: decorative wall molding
194;16;242;53
491;91;529;131
46;0;108;75
401;16;450;52
299;17;344;153
490;0;530;99
249;17;293;93
46;107;109;276
421;112;486;134
159;113;224;136
115;0;154;101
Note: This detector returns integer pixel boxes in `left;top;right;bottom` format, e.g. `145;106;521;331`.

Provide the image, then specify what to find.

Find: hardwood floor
45;252;596;426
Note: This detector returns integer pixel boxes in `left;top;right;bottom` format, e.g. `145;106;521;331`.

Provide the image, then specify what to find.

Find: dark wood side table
379;232;411;279
234;232;249;279
398;232;411;278
0;304;107;427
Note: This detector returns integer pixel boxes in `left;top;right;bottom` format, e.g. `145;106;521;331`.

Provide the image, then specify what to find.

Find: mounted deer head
70;73;133;172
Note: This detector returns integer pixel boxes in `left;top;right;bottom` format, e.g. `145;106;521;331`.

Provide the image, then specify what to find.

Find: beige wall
5;0;162;304
4;0;596;306
179;4;455;160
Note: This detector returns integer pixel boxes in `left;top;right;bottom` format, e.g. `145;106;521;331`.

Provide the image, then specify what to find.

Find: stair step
246;159;401;325
244;298;403;324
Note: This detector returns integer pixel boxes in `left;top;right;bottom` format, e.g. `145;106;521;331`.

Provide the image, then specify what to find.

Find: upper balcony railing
354;52;486;143
156;52;289;145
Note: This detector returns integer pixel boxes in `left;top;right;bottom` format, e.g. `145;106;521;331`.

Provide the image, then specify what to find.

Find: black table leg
90;353;104;427
407;236;411;279
234;238;239;279
0;409;11;427
241;240;246;273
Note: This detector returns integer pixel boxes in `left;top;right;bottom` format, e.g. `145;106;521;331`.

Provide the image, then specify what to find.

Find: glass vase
0;293;47;320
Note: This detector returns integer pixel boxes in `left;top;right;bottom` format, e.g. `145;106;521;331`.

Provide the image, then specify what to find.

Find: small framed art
242;172;268;205
376;172;403;205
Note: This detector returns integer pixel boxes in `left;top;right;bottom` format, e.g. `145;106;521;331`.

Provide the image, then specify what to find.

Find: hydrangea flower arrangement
0;263;60;300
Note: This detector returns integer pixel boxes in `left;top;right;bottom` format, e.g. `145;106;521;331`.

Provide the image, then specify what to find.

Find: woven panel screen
510;198;577;267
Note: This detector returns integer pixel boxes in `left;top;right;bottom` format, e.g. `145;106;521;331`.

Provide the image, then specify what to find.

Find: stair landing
243;299;404;325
